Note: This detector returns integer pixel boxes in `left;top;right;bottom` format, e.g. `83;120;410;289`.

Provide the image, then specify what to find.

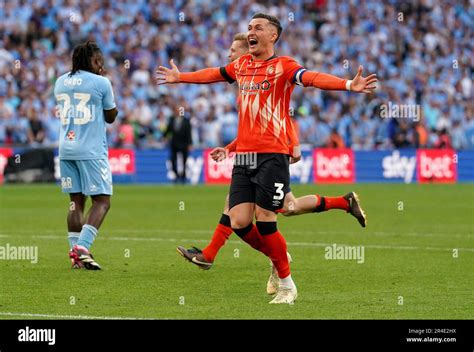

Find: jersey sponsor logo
382;150;416;183
314;148;354;183
240;80;272;94
417;149;456;183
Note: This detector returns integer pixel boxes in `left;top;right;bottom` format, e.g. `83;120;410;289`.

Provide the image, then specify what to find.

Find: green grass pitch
0;184;472;319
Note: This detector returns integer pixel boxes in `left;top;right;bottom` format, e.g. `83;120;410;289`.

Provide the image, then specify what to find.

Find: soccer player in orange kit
157;14;377;303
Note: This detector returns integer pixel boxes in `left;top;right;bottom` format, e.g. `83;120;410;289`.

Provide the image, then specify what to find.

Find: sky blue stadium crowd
0;0;472;150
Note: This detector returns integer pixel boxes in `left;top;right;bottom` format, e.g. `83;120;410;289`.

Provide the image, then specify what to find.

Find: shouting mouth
248;38;258;49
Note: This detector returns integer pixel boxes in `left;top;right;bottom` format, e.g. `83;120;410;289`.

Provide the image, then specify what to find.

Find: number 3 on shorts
273;182;284;200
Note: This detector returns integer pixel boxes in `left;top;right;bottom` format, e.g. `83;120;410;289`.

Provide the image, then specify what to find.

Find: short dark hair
70;41;102;76
251;13;283;43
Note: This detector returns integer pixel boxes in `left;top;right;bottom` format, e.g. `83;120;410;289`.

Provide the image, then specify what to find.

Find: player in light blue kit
54;41;118;270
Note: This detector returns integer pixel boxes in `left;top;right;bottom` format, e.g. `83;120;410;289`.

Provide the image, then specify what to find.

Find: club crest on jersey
67;131;75;140
266;65;275;74
261;80;271;91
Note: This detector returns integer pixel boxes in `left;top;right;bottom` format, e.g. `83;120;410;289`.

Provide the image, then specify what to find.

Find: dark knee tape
219;214;231;228
314;196;326;213
256;221;277;236
233;223;253;238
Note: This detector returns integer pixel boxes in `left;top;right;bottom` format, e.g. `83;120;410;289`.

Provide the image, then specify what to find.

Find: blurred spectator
326;128;345;148
434;128;453;149
202;115;221;148
218;104;238;146
451;120;468;150
0;0;471;150
117;117;135;148
413;120;428;148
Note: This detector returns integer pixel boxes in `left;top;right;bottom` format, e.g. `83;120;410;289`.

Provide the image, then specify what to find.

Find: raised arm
300;65;377;93
156;59;225;85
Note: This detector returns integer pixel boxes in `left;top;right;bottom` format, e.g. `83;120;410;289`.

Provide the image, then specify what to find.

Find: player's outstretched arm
156;59;226;85
301;65;377;93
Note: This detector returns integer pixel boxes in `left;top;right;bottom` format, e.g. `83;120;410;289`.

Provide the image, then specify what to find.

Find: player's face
228;40;248;62
90;53;105;75
247;18;277;56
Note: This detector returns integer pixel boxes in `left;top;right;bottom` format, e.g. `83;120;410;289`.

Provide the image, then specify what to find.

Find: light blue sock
68;232;80;250
76;224;98;250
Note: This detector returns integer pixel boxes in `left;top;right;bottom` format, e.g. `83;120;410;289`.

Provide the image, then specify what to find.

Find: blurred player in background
54;41;118;270
158;14;376;303
176;33;368;297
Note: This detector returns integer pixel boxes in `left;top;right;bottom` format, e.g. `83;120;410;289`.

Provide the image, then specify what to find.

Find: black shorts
228;153;290;212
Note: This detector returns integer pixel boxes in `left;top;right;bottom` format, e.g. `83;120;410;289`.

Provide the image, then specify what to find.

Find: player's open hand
350;65;377;93
210;147;227;162
156;59;180;84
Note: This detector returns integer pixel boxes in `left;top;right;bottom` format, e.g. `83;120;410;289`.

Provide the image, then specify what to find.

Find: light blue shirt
54;71;116;160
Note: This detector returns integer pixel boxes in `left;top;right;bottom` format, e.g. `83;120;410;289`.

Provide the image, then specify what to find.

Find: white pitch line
2;228;472;238
0;312;148;320
1;233;472;252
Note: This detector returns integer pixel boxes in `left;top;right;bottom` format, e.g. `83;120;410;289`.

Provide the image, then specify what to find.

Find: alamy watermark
18;326;55;346
325;243;365;264
213;150;257;169
0;243;38;264
233;152;257;169
380;101;420;122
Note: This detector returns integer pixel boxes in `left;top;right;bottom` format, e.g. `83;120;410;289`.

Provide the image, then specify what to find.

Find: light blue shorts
59;159;113;196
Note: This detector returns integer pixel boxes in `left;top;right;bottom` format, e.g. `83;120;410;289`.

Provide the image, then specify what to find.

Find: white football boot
266;252;293;295
269;286;298;304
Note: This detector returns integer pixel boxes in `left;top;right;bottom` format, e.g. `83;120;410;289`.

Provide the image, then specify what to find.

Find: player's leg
83;194;111;228
226;169;268;253
281;191;316;216
73;159;113;270
178;194;233;267
67;193;86;249
177;201;256;269
254;154;296;304
200;194;233;262
281;191;367;227
177;166;259;268
59;160;86;268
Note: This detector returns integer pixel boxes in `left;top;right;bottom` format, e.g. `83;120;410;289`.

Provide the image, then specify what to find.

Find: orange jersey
220;54;304;154
225;105;300;156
